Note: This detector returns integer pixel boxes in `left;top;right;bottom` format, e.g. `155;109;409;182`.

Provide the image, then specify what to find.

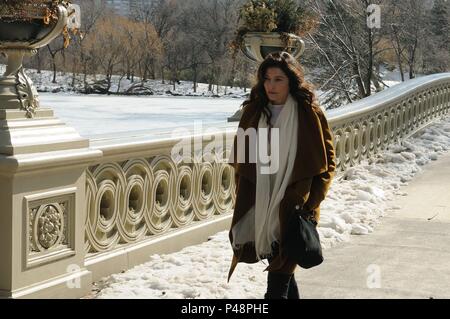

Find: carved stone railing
83;129;238;280
83;73;450;282
328;73;450;171
84;144;236;254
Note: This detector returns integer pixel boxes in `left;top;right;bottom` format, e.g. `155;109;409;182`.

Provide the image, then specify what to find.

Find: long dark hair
242;52;319;126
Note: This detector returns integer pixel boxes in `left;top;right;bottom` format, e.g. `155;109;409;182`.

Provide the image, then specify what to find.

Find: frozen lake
40;93;244;140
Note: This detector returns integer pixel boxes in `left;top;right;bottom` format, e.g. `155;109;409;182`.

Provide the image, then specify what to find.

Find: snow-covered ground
88;115;450;299
0;64;248;98
378;65;421;88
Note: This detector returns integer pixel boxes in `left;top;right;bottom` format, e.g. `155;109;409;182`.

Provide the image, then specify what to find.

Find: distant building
104;0;142;16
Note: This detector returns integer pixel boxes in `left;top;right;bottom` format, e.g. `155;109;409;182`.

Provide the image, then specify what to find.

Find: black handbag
285;207;323;269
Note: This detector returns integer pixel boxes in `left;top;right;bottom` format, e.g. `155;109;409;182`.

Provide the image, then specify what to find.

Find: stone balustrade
328;73;450;171
85;139;236;254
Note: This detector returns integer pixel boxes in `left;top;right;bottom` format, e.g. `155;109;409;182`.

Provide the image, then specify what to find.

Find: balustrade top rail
328;73;450;124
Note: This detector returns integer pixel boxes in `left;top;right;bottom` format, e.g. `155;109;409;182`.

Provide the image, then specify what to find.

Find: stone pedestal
0;108;102;298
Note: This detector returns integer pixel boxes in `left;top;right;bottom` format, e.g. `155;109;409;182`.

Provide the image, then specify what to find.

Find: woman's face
263;67;290;105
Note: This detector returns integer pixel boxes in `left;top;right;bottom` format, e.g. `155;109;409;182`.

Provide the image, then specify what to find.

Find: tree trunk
83;63;88;93
37;50;42;74
161;65;165;84
409;38;418;79
106;74;112;95
72;71;76;88
366;26;374;96
106;63;113;95
391;26;405;82
397;54;405;82
46;45;58;84
150;59;156;79
193;66;198;93
52;60;57;84
117;74;125;93
150;67;154;82
372;63;382;92
353;62;366;98
143;68;148;82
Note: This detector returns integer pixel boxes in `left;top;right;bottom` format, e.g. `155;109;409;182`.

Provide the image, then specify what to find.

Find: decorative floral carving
38;205;61;248
29;202;67;252
16;64;39;118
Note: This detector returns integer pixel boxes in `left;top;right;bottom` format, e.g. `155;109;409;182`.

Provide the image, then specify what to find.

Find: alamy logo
67;4;81;30
367;4;381;29
170;122;281;175
366;264;382;289
66;264;82;289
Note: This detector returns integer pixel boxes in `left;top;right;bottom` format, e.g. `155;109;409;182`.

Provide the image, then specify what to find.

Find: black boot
264;272;292;299
287;274;300;299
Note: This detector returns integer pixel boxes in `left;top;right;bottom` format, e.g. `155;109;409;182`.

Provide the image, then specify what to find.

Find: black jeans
264;272;300;299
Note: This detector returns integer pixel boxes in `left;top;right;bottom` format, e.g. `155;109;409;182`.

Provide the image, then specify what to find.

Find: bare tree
133;0;180;83
72;0;106;89
306;0;388;108
83;15;129;93
19;0;448;100
134;20;163;82
385;0;430;81
46;37;66;83
422;0;450;73
183;0;241;93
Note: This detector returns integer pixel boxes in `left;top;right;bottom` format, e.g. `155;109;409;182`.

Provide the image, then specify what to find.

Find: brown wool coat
227;100;336;281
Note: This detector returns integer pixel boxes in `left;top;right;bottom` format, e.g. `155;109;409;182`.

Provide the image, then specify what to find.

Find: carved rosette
29;202;68;253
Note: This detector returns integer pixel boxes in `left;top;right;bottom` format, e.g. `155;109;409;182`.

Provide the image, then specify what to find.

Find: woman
228;52;336;299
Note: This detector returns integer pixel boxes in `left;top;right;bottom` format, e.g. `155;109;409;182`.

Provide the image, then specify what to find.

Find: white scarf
231;94;298;259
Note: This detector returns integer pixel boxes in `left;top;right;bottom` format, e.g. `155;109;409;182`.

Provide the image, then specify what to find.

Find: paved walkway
296;151;450;299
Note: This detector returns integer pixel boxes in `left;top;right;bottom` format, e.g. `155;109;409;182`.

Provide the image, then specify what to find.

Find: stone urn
0;3;68;117
240;32;305;63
